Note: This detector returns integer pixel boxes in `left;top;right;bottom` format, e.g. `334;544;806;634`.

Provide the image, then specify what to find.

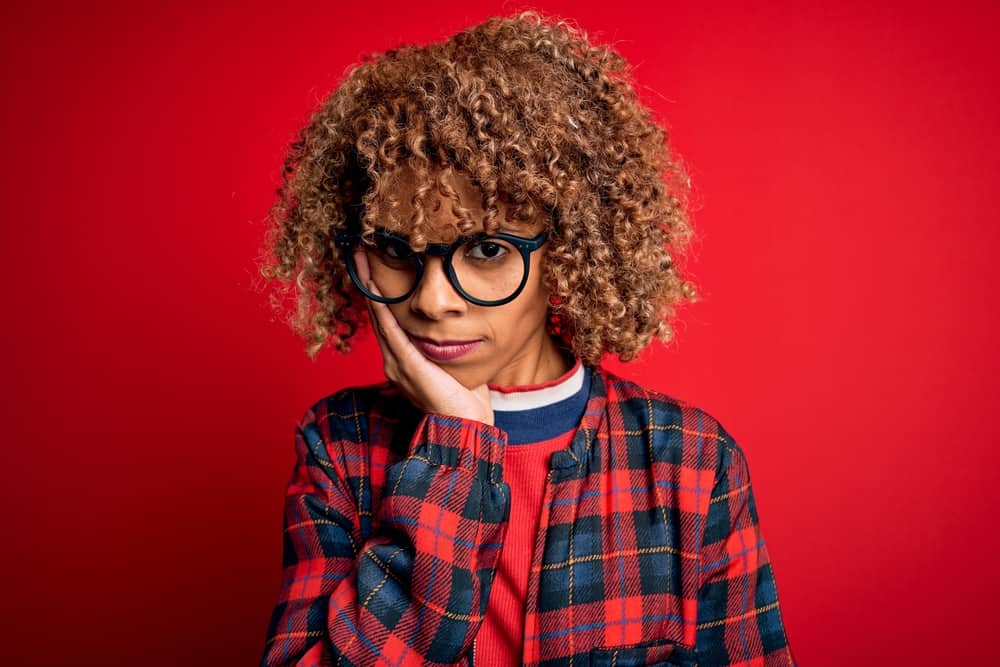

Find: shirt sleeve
259;396;510;667
695;433;797;666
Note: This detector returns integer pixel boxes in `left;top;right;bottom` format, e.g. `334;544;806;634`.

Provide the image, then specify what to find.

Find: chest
365;439;706;665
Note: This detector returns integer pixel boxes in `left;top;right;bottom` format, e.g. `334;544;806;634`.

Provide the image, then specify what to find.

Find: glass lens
451;236;525;302
362;233;419;299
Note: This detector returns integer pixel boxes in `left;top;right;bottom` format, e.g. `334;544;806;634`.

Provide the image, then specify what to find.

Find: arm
695;433;796;666
259;395;510;667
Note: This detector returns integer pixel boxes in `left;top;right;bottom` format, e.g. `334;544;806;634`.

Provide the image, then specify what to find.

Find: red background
2;1;998;665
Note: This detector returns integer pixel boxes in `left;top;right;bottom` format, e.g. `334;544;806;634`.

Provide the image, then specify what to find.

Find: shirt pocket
589;638;698;667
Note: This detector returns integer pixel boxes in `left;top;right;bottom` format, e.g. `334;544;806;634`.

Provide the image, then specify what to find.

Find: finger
363;285;427;405
365;279;415;363
354;249;395;363
367;298;389;348
353;248;371;285
365;281;425;392
354;249;389;341
364;286;393;361
354;250;391;342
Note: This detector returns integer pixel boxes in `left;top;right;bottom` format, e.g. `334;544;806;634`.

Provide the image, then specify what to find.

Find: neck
488;333;573;388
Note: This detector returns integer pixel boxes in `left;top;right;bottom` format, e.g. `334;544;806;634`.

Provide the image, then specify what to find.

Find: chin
439;364;490;390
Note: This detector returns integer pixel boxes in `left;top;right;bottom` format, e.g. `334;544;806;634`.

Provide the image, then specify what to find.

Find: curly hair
256;9;699;367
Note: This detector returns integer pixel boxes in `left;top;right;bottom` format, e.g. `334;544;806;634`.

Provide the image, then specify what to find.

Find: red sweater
474;358;588;666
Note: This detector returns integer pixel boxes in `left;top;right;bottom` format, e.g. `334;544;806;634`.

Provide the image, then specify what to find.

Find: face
365;165;568;388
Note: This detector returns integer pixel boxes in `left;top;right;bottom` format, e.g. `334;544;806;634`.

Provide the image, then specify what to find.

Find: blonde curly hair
256;10;699;367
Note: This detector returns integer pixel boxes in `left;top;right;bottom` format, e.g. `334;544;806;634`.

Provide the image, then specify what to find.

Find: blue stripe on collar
492;363;591;445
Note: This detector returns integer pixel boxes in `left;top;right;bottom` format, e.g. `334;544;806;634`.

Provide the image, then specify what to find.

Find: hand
353;249;495;426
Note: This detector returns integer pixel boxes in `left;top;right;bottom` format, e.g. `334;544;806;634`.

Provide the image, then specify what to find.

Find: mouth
406;332;483;362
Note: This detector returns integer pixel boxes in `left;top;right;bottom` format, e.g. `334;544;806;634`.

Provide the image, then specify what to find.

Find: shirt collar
488;357;584;412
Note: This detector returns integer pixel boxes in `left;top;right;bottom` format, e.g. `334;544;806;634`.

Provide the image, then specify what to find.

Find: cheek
510;267;552;326
525;255;552;308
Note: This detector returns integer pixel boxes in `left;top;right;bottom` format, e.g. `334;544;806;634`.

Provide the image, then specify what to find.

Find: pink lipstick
407;334;482;361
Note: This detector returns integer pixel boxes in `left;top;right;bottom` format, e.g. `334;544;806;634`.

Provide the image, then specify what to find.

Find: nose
408;255;467;319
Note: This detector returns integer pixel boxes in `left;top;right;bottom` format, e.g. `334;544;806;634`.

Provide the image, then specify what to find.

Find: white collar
489;361;585;412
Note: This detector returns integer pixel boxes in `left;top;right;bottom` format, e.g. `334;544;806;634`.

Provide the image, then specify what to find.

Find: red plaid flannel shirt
260;363;796;666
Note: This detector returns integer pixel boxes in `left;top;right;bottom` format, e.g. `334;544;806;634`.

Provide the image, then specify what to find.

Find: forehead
378;164;539;242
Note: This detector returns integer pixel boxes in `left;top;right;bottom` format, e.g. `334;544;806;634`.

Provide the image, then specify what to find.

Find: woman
258;11;796;667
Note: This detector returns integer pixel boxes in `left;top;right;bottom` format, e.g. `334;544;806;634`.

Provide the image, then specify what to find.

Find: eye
383;240;411;259
465;239;509;261
372;234;413;259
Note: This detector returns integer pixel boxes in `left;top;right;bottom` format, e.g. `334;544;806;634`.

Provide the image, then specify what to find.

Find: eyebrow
498;222;532;233
373;224;534;243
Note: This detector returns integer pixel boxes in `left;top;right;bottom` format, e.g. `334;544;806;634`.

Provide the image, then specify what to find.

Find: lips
406;332;483;362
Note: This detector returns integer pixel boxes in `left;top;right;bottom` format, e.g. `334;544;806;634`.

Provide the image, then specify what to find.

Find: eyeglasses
335;226;548;307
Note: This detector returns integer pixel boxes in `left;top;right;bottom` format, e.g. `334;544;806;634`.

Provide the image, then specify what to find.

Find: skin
353;165;571;426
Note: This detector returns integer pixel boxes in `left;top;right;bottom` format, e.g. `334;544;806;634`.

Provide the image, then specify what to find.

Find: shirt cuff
408;412;507;479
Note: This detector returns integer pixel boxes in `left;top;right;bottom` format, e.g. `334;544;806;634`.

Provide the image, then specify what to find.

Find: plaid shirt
260;363;796;667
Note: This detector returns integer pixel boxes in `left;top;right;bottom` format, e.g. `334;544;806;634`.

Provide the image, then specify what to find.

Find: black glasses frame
334;226;548;307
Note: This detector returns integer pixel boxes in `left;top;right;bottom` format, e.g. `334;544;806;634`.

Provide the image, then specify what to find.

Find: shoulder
596;365;747;480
